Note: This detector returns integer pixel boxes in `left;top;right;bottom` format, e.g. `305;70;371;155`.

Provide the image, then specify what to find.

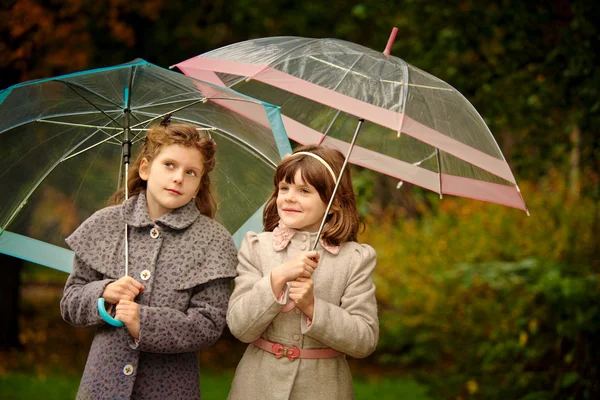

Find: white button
293;334;300;341
301;234;307;242
140;270;151;281
295;308;301;315
123;364;134;375
150;227;160;238
299;244;307;251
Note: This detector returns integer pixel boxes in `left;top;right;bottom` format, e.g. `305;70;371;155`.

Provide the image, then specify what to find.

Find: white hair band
286;151;337;182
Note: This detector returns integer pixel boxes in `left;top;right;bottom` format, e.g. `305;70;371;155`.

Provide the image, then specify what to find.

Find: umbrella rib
132;110;277;168
267;38;321;69
58;79;122;107
2;123;115;229
36;119;123;145
62;129;129;161
126;97;207;142
307;56;453;91
128;98;207;131
320;54;365;140
436;148;443;198
0;110;122;135
59;80;124;128
227;38;321;87
132;98;206;110
38;120;125;130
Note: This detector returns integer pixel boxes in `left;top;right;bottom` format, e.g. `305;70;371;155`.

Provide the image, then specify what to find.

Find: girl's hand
271;252;319;296
115;300;140;340
102;276;145;304
289;277;315;318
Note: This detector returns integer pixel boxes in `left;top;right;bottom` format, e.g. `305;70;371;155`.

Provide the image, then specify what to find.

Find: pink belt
252;338;342;361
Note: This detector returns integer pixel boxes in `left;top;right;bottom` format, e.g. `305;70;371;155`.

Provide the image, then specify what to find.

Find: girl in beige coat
227;145;379;400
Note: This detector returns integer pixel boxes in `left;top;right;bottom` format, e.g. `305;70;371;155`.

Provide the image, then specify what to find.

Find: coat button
301;234;307;242
150;227;160;238
293;334;300;341
294;308;301;315
140;270;151;281
123;364;134;375
299;244;307;251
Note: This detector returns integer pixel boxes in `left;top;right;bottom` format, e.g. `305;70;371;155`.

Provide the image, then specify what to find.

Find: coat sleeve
134;277;232;354
60;254;116;327
60;206;123;328
226;232;287;343
134;234;238;354
302;244;379;358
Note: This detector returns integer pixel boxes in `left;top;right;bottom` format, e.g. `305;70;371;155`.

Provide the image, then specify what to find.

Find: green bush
360;171;599;398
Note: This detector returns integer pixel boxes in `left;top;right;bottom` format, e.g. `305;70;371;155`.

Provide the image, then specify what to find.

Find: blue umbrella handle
97;298;124;327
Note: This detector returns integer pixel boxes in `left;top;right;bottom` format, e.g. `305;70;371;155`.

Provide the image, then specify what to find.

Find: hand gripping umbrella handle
97;298;125;327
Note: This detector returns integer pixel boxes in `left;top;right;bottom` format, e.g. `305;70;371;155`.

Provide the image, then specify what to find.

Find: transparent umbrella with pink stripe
174;29;528;214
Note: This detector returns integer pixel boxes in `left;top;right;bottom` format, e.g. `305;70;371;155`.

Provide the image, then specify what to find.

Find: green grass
0;374;79;400
0;372;433;399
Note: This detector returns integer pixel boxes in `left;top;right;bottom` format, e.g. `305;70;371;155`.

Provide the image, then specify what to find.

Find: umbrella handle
97;298;125;327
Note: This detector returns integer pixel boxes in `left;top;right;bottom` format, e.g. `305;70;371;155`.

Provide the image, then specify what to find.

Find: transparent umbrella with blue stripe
0;59;291;324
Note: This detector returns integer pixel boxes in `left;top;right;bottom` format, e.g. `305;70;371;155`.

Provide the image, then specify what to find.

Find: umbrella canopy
175;33;527;213
0;59;291;272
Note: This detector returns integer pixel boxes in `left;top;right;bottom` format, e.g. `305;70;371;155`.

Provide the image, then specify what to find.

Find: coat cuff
301;297;321;334
92;279;118;324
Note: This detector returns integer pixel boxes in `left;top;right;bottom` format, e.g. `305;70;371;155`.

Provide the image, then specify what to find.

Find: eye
278;185;289;192
186;170;198;177
301;188;311;194
165;161;174;168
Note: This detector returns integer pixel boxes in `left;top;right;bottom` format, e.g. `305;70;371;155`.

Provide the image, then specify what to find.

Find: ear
139;158;150;181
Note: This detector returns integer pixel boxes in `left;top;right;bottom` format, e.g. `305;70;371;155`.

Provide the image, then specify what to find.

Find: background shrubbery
2;1;600;399
359;170;599;398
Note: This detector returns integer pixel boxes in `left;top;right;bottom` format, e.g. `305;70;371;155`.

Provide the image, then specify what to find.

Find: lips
167;189;182;195
282;208;301;213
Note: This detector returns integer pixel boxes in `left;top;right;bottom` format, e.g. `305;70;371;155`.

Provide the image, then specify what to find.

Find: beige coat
227;230;379;400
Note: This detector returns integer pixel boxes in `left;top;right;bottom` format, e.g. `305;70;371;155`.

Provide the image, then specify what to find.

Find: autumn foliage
360;170;599;398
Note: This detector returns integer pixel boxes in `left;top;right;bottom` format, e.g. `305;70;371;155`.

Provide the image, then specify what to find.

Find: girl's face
276;169;328;232
139;144;203;220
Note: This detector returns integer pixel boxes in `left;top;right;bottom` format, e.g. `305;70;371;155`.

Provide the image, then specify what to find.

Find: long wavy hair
263;144;360;246
109;123;217;218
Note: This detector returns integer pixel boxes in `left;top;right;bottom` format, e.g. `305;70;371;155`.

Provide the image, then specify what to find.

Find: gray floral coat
227;230;379;400
60;193;237;400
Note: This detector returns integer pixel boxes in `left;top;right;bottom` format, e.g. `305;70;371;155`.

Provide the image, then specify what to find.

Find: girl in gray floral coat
227;145;379;399
60;122;237;399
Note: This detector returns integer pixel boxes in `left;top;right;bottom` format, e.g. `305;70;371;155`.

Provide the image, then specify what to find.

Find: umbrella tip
383;27;399;58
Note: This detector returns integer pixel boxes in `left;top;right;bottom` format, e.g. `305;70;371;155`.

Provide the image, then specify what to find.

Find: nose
172;169;184;183
284;189;297;202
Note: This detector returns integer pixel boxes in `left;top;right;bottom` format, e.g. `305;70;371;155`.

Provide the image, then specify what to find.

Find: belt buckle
272;343;300;361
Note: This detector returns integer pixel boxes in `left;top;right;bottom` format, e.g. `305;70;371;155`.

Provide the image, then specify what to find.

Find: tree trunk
0;254;22;349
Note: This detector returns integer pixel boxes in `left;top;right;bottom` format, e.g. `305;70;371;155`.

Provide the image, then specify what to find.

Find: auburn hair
263;144;360;246
109;123;217;218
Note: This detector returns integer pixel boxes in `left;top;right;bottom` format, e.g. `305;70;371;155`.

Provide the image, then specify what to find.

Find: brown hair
109;123;217;218
263;144;360;246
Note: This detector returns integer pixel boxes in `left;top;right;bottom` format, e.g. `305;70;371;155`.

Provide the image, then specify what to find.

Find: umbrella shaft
312;118;364;251
124;162;129;277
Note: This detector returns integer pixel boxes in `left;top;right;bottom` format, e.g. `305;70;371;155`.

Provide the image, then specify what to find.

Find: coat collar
122;192;200;230
273;222;340;255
